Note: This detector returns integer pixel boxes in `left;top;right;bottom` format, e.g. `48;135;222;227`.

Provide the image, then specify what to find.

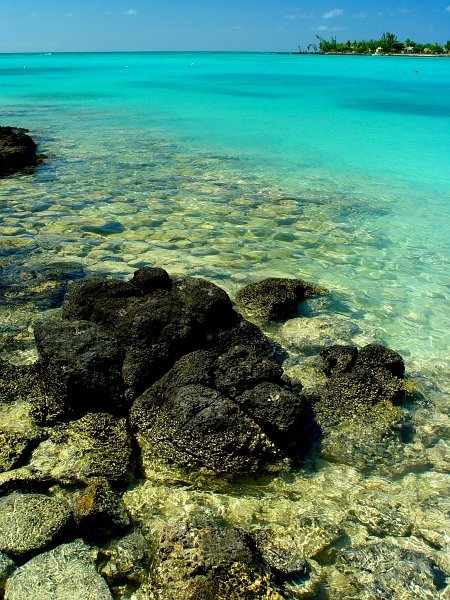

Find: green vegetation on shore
310;32;450;55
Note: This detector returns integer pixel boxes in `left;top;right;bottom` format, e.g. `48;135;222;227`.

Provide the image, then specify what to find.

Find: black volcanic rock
130;383;279;474
355;343;405;378
0;127;39;176
59;268;277;402
130;344;309;474
33;319;125;419
319;343;405;412
26;267;407;477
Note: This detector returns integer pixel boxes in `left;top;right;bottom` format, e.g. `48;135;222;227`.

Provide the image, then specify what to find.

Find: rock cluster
0;127;39;176
0;267;422;599
27;267;313;475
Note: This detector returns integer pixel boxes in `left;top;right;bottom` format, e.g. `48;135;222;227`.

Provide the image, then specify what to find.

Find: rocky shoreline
1;265;443;599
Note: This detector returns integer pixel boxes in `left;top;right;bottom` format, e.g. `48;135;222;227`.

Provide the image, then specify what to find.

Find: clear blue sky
1;0;449;53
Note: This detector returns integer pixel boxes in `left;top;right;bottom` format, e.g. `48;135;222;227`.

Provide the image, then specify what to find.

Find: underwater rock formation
0;262;85;313
313;343;408;470
0;127;39;176
139;517;283;599
0;493;71;557
98;531;152;587
4;539;113;600
319;343;405;415
73;478;131;541
28;412;134;484
335;542;446;599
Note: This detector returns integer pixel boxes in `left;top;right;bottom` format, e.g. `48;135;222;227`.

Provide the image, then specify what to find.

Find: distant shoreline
276;51;450;58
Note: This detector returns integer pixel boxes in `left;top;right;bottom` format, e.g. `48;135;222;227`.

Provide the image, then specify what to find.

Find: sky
0;0;449;53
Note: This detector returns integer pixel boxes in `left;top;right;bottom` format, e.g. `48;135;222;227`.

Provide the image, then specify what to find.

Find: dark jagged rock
315;343;407;470
235;277;326;321
324;366;401;409
153;350;217;394
320;345;357;376
213;346;284;399
73;478;130;541
130;266;172;294
33;319;125;420
204;314;274;356
28;413;134;484
0;493;71;558
120;291;196;397
140;518;281;599
355;343;405;378
0;127;39;176
319;343;405;414
172;277;235;330
98;531;152;586
62;279;141;324
48;268;277;407
238;382;310;453
131;384;279;474
130;341;311;474
4;539;113;600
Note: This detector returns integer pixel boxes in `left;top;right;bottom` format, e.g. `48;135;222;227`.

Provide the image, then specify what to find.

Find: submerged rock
318;343;405;420
28;413;133;484
0;127;39;176
235;277;326;321
4;539;113;600
98;531;152;586
0;493;71;558
334;542;445;599
315;344;407;470
0;262;85;312
73;478;130;541
139;518;282;599
252;530;308;579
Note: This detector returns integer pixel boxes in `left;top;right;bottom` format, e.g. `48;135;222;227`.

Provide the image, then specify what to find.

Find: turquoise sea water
1;52;449;380
1;52;450;597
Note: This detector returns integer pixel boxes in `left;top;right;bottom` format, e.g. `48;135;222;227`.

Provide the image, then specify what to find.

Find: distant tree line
311;32;450;55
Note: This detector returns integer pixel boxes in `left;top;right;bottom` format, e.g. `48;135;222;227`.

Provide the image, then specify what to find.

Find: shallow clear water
0;52;449;597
